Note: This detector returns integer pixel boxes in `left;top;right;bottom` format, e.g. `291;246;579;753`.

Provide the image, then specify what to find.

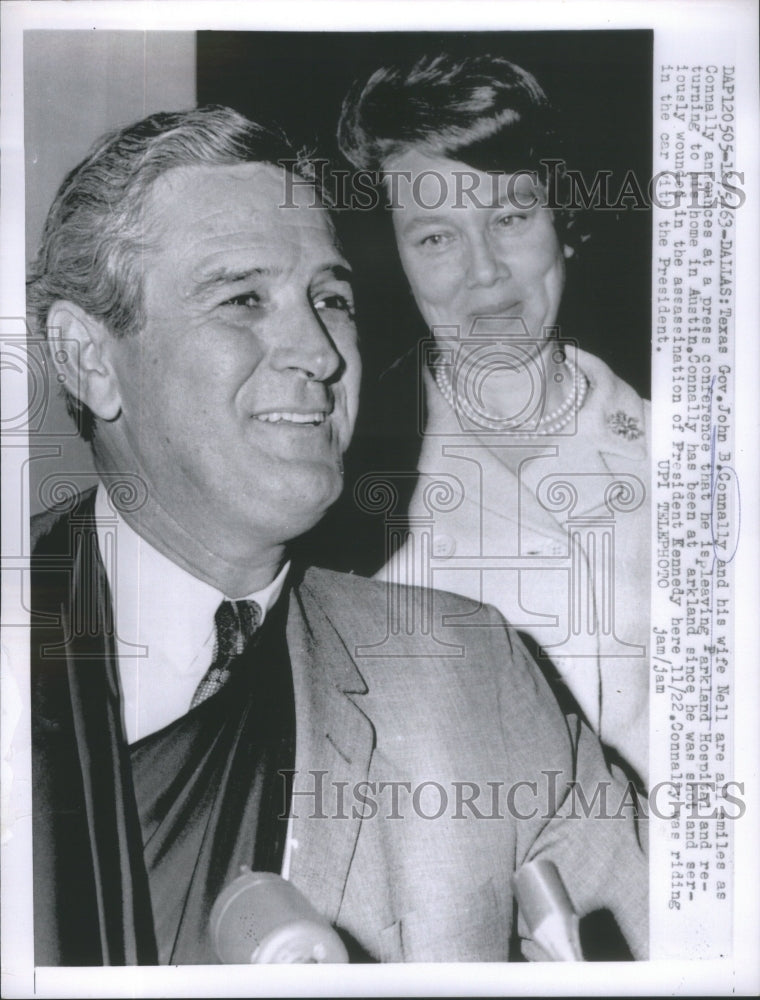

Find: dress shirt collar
94;484;289;742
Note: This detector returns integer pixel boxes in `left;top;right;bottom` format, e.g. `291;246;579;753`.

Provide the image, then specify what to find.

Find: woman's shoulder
575;348;650;453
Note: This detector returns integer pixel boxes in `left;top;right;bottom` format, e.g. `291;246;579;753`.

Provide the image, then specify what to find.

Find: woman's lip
462;309;528;338
470;301;523;317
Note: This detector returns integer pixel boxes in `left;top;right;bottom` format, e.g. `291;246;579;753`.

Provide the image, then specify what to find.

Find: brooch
607;410;643;440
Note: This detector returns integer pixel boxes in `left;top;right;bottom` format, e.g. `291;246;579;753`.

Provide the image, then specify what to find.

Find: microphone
512;859;583;961
209;867;349;964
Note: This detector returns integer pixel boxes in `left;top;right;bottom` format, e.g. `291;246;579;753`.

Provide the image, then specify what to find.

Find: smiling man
29;106;647;966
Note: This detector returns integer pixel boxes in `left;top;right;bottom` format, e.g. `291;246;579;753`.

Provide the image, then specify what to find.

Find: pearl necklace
433;355;589;435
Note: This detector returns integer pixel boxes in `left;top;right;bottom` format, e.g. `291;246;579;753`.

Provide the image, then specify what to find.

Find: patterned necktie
190;599;262;709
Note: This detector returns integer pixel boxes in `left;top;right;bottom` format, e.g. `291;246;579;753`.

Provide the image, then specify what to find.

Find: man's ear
46;301;123;421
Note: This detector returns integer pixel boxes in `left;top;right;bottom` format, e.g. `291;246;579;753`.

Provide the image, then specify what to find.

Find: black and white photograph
1;2;758;997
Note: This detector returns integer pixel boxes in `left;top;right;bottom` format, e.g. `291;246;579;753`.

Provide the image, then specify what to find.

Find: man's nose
465;234;509;288
270;302;343;383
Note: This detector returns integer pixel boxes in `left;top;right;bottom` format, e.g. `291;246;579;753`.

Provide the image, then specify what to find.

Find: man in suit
29;106;647;965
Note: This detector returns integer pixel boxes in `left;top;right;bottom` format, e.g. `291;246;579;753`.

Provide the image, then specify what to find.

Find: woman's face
386;149;568;350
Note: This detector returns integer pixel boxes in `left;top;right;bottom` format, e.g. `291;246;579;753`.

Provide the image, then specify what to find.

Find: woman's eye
495;213;527;230
314;294;355;318
419;232;452;249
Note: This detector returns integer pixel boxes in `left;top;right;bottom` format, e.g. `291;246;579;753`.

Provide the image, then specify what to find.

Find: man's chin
272;465;345;529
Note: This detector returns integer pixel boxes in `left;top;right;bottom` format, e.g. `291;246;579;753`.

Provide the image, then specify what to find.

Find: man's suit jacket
31;491;647;964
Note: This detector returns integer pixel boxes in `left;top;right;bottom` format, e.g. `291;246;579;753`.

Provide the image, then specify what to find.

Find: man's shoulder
298;566;573;760
300;564;492;620
297;563;524;667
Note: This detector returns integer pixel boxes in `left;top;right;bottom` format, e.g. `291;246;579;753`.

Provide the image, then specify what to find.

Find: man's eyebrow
192;266;275;296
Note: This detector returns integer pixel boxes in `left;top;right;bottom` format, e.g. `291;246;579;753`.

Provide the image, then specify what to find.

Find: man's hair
338;53;577;235
27;105;317;442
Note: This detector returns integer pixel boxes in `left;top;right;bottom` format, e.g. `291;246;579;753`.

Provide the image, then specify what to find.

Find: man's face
104;163;360;552
387;150;566;346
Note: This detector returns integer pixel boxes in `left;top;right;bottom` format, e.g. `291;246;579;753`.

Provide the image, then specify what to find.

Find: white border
2;1;758;997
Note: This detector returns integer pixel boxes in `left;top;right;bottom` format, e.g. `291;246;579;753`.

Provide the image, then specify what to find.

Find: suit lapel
54;496;157;963
285;574;375;924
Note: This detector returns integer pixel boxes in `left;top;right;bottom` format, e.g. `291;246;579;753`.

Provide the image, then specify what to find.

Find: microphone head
513;858;575;929
209;868;349;964
512;858;583;961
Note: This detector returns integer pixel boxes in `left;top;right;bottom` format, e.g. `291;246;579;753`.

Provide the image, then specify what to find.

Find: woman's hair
339;53;557;171
338;53;579;240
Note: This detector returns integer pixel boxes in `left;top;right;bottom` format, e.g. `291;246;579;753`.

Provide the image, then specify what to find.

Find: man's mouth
253;411;328;425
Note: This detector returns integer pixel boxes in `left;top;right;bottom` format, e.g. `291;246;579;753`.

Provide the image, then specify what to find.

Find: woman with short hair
339;54;651;786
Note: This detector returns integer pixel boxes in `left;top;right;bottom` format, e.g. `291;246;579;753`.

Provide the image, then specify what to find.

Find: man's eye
222;292;262;309
313;294;355;318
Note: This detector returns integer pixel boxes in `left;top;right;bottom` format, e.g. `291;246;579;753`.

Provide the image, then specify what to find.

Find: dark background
198;30;653;573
